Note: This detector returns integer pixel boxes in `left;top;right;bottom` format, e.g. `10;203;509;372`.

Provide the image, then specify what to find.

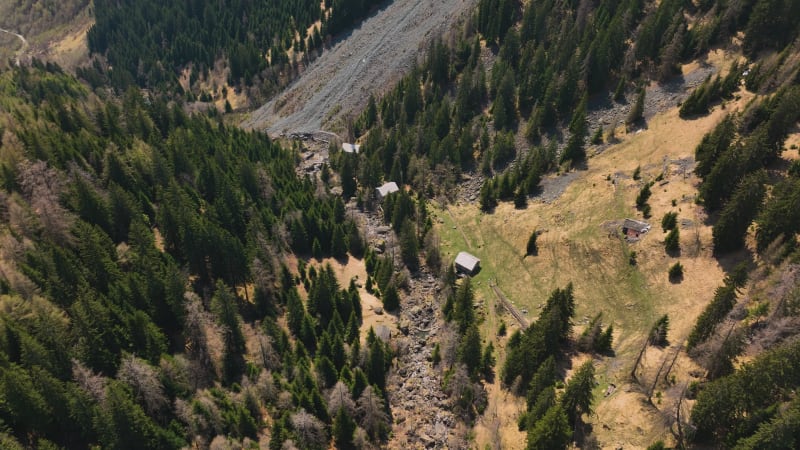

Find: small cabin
622;219;651;238
342;143;360;154
454;251;481;276
376;182;399;201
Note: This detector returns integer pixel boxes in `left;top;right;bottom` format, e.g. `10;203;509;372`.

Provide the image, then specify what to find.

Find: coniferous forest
0;63;391;448
86;0;383;96
0;0;799;448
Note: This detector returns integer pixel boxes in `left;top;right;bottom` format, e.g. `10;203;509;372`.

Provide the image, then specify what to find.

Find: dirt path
489;280;529;329
446;207;473;250
242;0;479;136
0;27;28;66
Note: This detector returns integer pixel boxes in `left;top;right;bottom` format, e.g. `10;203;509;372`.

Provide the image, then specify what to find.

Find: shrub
649;315;670;346
668;262;684;282
665;228;680;254
661;212;678;232
591;127;603;145
635;183;651;210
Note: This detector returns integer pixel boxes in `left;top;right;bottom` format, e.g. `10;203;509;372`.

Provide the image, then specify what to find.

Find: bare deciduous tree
290;409;326;450
280;440;300;450
181;391;224;437
353;427;371;449
72;359;107;403
117;354;168;416
356;385;388;439
17;160;74;244
184;292;222;386
209;435;239;450
328;381;356;417
249;329;280;372
245;369;276;404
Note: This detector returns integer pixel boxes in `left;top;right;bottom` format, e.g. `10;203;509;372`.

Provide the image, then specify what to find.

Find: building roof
454;251;481;271
376;182;399;197
342;143;360;153
623;218;651;233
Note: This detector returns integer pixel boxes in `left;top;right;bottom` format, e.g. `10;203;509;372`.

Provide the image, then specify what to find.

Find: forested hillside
0;63;393;448
344;0;799;210
0;0;798;447
0;0;87;36
334;0;800;447
86;0;383;97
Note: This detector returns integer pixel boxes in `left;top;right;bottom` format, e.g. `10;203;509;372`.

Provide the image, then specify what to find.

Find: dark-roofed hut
622;219;651;239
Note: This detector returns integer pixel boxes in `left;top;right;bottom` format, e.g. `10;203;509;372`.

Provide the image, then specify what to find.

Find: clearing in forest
434;77;756;449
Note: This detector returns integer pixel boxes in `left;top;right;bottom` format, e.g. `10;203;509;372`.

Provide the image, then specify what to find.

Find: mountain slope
242;0;479;135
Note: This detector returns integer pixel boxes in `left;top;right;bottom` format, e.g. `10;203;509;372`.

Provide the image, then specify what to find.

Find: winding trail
0;27;28;66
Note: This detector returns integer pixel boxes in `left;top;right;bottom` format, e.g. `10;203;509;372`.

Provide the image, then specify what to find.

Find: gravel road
242;0;479;136
0;27;28;66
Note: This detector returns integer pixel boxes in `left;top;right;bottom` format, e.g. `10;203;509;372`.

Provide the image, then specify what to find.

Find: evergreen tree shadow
657;73;688;95
714;247;756;274
574;421;598;449
571;158;590;171
625;118;649;133
668;271;684;284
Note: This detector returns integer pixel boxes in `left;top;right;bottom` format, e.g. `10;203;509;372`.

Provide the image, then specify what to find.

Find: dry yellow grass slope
434;78;756;448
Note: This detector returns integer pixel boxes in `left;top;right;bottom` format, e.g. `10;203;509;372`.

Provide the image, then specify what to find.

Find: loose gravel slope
242;0;478;136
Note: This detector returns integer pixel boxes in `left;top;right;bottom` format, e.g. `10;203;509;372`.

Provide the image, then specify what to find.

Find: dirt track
0;28;28;66
242;0;479;137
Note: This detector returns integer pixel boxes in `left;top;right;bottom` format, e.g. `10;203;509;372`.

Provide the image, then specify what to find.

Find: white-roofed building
454;251;481;276
376;181;399;201
342;142;360;154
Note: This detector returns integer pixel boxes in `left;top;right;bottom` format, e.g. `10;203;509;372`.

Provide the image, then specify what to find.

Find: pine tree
514;187;528;209
561;360;595;425
627;88;646;125
713;171;766;253
399;219;419;270
481;341;496;380
333;407;356;450
649;315;670;346
561;96;588;164
526;404;571;450
526;230;538;256
452;278;475;333
492;69;516;130
382;283;400;312
661;211;678;232
331;225;348;259
458;325;483;378
211;281;246;385
664;228;680;254
479;182;497;212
